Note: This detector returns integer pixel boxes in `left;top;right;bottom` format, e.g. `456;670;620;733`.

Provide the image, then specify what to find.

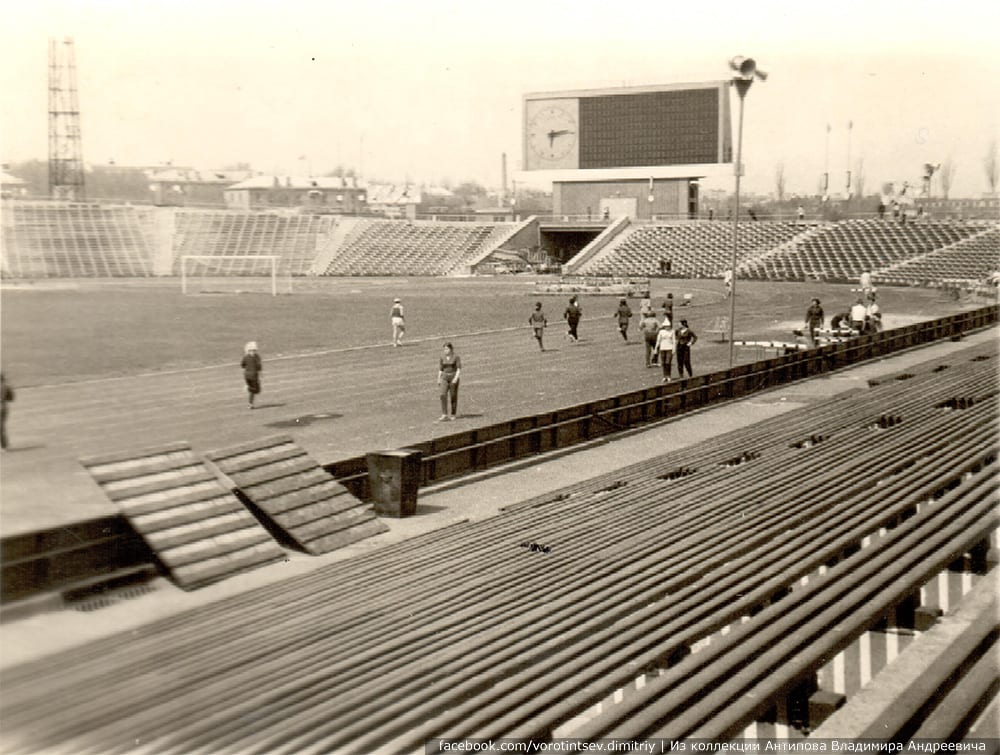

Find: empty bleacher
1;339;995;751
875;226;1000;287
743;219;987;282
583;221;814;278
321;218;512;276
1;202;156;278
171;210;334;276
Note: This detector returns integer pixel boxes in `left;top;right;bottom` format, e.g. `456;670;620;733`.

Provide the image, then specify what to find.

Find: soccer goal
180;255;288;295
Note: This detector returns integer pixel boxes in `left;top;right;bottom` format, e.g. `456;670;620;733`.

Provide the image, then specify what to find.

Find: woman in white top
654;319;676;383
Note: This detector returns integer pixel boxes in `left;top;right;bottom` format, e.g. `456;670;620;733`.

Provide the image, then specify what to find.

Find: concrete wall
497;217;541;253
554;179;689;219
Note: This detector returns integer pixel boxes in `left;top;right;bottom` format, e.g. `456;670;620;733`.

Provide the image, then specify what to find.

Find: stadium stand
320;218;514;276
2;340;995;751
205;435;388;555
875;226;1000;287
0;202;155;277
79;442;286;590
581;221;814;278
170;210;335;276
742;219;987;282
2;202;993;285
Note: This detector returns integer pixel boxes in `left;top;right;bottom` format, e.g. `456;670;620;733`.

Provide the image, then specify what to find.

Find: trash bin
366;449;422;517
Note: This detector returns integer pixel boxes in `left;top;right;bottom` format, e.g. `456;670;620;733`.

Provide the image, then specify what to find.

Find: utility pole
48;37;86;200
846;120;853;197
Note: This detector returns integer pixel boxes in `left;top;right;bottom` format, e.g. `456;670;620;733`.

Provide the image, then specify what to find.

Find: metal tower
48;37;85;200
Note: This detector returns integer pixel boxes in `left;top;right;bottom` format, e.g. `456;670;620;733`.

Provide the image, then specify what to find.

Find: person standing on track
675;319;698;378
528;301;547;352
805;298;825;346
390;297;405;347
655;319;675;383
614;298;633;341
639;291;653;317
639;310;661;367
436;342;462;422
1;373;14;450
564;296;582;342
241;341;262;409
850;298;867;334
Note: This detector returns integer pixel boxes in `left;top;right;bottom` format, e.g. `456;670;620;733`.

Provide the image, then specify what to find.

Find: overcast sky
2;0;998;198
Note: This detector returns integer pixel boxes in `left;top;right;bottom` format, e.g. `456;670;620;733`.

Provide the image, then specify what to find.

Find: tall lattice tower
48;37;85;200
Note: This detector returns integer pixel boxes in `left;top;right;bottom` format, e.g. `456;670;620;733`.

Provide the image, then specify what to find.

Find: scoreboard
523;82;732;173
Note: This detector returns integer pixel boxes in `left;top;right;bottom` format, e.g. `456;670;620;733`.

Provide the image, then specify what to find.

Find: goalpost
180;255;286;296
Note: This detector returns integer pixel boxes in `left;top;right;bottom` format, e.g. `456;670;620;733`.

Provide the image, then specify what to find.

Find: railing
328;305;998;499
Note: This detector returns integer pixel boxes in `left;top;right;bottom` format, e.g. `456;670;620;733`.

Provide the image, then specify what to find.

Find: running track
0;316;739;533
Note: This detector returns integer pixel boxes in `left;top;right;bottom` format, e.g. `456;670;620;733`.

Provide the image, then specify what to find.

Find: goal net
180;255;290;295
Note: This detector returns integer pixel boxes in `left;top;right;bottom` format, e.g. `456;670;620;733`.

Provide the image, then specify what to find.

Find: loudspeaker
729;56;768;81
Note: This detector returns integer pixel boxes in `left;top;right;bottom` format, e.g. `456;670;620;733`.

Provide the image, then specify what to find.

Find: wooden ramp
79;442;285;590
206;435;387;555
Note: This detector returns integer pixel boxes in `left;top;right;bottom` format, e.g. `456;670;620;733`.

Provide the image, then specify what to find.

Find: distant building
365;184;465;218
0;171;28;199
149;168;253;207
224;175;366;212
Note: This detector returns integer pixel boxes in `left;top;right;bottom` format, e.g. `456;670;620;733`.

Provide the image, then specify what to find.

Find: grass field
0;275;973;387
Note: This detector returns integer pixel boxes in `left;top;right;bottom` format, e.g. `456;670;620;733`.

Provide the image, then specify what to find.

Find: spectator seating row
0;202;155;278
583;222;814;278
1;340;995;752
171;211;335;276
875;227;1000;287
742;219;986;282
322;218;513;276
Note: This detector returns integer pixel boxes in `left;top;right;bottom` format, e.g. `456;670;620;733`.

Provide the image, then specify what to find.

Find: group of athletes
238;292;700;422
526;292;698;384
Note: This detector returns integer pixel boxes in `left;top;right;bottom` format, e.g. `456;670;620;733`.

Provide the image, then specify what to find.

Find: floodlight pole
727;77;752;366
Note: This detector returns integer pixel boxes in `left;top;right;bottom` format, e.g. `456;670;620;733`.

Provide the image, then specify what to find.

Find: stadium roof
147;168;254;184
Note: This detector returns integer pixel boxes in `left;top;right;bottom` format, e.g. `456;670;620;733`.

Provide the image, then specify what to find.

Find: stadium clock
527;104;578;162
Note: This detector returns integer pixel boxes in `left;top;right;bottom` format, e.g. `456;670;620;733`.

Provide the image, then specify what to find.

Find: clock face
528;105;578;162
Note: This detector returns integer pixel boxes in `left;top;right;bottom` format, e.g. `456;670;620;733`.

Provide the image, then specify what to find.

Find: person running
654;319;675;383
528;301;547;351
614;298;633;341
674;319;698;378
436;342;461;421
241;341;262;409
390;298;405;347
564;296;582;342
639;311;661;367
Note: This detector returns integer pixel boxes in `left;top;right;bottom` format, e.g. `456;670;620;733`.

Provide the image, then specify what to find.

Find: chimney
501;152;508;202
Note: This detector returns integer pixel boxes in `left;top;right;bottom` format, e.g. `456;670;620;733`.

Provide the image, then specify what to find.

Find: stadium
1;17;999;754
